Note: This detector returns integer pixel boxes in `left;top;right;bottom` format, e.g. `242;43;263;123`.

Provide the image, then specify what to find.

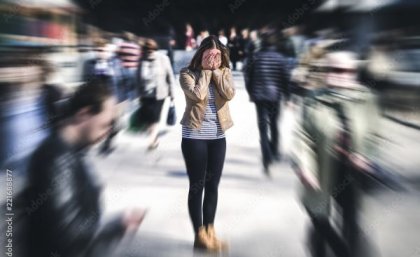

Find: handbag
166;100;176;126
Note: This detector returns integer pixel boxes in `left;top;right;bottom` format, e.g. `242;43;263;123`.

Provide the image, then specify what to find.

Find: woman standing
138;39;175;150
179;35;235;251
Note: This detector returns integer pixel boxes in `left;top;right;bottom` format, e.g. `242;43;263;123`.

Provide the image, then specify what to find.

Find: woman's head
142;38;159;57
188;35;230;70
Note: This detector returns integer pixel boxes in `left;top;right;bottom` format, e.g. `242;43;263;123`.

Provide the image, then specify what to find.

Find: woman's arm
212;68;235;101
179;68;211;101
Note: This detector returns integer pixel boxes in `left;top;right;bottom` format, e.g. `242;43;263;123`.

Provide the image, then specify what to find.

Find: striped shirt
182;83;225;140
117;41;140;69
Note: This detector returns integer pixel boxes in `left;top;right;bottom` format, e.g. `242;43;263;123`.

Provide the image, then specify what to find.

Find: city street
1;1;420;256
91;73;420;257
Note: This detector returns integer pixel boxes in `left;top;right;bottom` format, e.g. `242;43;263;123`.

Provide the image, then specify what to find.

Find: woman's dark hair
188;35;230;70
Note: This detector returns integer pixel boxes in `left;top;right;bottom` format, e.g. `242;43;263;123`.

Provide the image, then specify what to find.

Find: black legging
181;138;226;234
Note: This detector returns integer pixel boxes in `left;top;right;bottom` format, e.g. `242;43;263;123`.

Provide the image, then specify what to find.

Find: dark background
73;0;324;45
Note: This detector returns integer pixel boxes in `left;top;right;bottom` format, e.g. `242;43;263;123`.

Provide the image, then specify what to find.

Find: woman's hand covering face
202;48;222;70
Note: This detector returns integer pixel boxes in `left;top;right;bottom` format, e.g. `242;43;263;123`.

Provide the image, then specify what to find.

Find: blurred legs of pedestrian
123;67;138;112
306;172;359;257
334;170;360;256
147;122;160;150
307;212;350;257
98;101;127;156
255;101;281;175
139;98;165;151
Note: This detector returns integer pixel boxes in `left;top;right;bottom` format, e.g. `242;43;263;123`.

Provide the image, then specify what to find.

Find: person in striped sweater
117;32;141;101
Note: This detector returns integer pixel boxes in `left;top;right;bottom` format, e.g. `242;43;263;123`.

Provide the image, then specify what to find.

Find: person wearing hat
137;38;176;150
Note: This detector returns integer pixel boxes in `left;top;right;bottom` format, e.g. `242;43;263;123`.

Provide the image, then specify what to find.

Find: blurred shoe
147;140;160;151
206;224;228;251
263;159;272;177
263;167;272;178
272;153;282;162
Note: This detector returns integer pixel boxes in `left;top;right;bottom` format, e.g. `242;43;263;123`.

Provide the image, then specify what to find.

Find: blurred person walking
242;30;260;74
137;39;176;150
118;32;141;102
196;29;210;49
238;28;250;63
244;31;290;175
218;29;228;46
83;39;126;155
228;27;241;71
292;51;382;257
179;35;235;251
185;23;197;51
22;78;146;257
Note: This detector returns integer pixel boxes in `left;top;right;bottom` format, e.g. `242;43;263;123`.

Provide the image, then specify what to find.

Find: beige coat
179;67;235;132
139;51;175;100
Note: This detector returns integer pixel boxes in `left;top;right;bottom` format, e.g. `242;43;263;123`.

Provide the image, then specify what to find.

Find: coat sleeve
212;67;236;101
358;92;383;162
291;97;319;182
179;67;211;102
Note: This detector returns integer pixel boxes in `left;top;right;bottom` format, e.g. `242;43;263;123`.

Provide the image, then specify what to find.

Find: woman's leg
203;138;226;226
181;138;208;234
147;122;160;149
147;99;165;150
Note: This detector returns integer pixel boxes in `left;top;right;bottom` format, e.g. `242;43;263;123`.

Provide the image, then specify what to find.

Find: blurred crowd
1;0;420;257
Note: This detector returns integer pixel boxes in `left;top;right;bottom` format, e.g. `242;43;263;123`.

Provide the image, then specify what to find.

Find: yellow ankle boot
206;224;228;250
194;226;218;251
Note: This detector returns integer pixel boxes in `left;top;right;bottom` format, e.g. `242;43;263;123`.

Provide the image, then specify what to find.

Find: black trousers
308;214;350;257
181;138;226;234
334;170;360;255
255;101;281;165
308;167;359;257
